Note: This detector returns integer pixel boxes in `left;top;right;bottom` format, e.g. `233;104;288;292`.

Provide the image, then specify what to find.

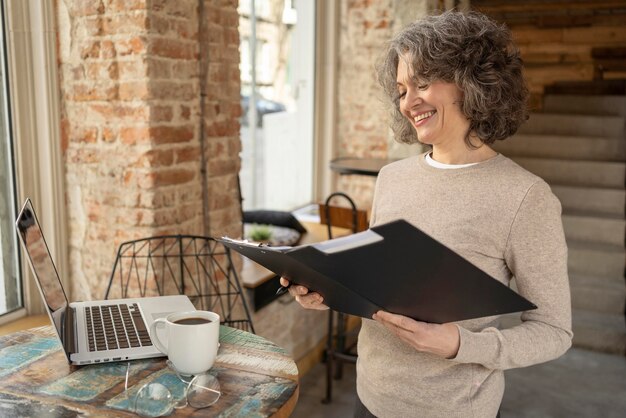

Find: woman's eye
417;84;428;91
397;91;406;100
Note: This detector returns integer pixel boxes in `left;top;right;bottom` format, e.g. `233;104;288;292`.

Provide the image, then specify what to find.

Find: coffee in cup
150;310;220;375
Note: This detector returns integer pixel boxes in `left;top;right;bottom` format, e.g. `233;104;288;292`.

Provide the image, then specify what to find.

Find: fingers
373;310;398;323
288;284;311;297
279;277;310;295
295;292;329;310
279;277;328;310
373;310;413;331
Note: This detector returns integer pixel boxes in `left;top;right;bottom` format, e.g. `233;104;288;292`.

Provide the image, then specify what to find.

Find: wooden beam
473;1;626;14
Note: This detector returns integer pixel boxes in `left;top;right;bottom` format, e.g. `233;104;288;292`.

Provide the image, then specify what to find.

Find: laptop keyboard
85;303;153;351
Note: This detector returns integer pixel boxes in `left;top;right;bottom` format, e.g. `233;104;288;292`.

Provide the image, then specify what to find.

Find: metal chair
318;192;368;404
104;235;255;333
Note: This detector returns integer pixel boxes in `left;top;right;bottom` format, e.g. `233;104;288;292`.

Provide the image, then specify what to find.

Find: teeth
414;111;435;122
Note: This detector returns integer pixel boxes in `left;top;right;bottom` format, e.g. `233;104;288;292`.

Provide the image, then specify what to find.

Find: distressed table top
0;325;299;417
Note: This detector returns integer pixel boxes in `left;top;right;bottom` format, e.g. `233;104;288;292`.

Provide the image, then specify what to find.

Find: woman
281;10;572;417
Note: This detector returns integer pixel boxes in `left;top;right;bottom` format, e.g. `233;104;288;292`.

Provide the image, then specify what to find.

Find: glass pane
238;0;315;211
0;2;22;316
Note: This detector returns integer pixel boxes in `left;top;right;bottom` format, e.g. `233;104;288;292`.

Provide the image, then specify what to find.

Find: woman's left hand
372;310;460;359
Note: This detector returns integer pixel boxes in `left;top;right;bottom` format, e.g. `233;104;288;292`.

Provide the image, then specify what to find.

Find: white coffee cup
150;310;220;375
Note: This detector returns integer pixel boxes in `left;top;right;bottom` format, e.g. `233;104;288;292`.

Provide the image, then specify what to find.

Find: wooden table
329;157;396;176
0;326;298;417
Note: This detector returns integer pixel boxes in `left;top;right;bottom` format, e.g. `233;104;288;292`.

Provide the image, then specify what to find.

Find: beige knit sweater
356;153;573;418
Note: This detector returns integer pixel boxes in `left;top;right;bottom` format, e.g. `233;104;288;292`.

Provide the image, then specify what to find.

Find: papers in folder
220;220;536;323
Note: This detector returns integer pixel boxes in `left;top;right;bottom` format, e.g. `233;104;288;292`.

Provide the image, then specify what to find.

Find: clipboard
220;219;536;323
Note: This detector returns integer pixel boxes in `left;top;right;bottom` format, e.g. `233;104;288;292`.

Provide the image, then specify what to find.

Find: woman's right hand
279;277;329;310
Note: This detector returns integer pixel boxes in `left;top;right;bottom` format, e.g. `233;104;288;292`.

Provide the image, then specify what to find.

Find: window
1;0;67;321
238;0;316;211
0;1;22;317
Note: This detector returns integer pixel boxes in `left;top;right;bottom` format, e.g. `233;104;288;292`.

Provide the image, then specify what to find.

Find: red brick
116;37;147;56
70;65;85;81
100;40;117;59
172;20;197;40
206;120;237;137
102;127;117;143
156;168;196;187
146;57;171;78
137;168;196;189
67;148;99;164
117;59;148;79
180;105;191;120
225;28;238;44
207;159;238;177
89;103;150;122
69;83;117;101
229;102;241;118
150;126;195;144
106;0;148;12
161;1;195;18
70;127;98;143
208;64;226;83
81;16;105;37
221;9;239;26
206;5;219;22
171;61;198;78
153;207;179;226
85;62;119;80
208;29;224;45
123;170;135;186
134;149;174;167
81;41;100;59
150;38;197;60
149;0;167;12
151;105;174;122
175;146;200;163
149;81;195;101
102;13;148;35
120;126;150;145
70;0;104;16
119;81;150;100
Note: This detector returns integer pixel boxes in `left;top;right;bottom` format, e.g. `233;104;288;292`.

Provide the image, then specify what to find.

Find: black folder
220;219;536;323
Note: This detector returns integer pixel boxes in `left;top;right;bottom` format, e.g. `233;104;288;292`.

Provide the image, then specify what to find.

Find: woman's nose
403;88;422;110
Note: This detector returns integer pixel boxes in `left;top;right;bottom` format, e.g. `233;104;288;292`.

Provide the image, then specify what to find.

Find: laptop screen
15;199;71;357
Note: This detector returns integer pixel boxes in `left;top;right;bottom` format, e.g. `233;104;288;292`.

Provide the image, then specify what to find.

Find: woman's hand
279;277;329;310
372;310;460;359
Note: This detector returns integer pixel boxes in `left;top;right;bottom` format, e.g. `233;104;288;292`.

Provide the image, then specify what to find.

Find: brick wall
57;0;241;301
335;0;435;209
335;0;394;209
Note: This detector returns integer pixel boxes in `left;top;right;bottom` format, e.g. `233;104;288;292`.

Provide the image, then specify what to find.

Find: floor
291;347;626;418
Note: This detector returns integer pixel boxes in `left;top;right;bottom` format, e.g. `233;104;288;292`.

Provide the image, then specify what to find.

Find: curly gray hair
376;10;529;146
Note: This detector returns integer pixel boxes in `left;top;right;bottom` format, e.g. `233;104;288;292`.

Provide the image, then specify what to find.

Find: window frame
0;0;21;319
0;0;67;323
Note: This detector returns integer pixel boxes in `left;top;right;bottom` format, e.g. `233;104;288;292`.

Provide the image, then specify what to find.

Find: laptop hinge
63;306;77;356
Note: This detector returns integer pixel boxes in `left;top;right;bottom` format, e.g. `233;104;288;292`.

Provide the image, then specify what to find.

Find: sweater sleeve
452;180;573;369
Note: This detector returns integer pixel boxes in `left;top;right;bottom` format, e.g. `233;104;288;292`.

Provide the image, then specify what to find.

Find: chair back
318;192;368;239
104;235;254;333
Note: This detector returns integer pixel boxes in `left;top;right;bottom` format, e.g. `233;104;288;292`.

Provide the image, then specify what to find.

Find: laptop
15;198;195;366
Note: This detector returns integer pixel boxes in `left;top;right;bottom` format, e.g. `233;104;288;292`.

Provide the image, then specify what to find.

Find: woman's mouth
413;111;435;126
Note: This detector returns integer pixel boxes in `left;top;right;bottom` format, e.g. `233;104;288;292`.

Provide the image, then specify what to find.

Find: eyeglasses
124;361;221;417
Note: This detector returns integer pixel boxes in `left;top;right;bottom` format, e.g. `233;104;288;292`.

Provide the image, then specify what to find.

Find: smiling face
396;57;470;149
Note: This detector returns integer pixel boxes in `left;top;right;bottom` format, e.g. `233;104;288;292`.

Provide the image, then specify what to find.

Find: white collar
424;152;479;169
